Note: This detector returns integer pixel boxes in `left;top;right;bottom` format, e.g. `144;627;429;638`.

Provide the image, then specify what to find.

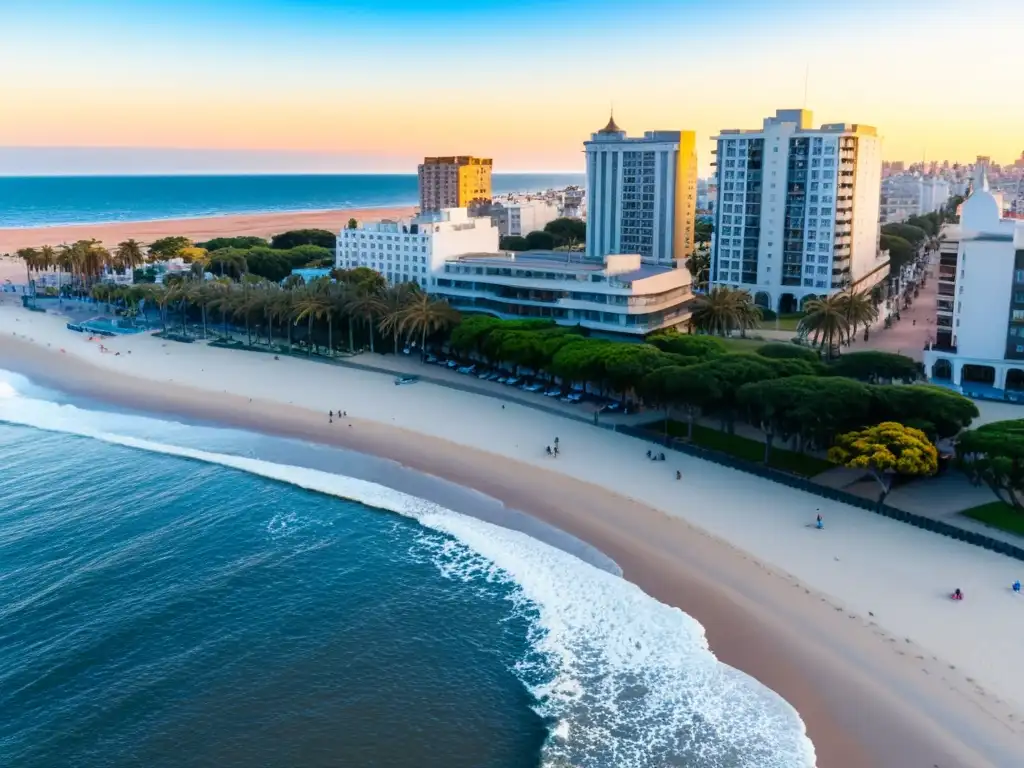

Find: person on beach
647;449;652;459
329;410;334;419
675;470;681;480
545;446;552;456
952;588;963;600
1013;580;1021;594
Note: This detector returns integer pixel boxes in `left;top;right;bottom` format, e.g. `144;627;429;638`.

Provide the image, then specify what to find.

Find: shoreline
0;205;418;252
2;309;1024;765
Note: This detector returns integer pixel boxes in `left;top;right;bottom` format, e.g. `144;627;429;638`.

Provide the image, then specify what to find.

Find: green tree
836;289;878;345
881;222;928;249
684;250;710;292
347;218;358;230
754;343;820;363
880;234;915;271
641;365;721;440
798;294;848;358
828;422;938;505
399;293;460;360
499;235;530;251
689;286;761;336
376;283;417;355
525;230;557;250
291;284;331;356
114;239;145;274
870;384;977;439
270;229;336;249
197;236;268;251
957;420;1024;509
543;217;585;245
827;351;922;383
648;330;726;359
147;236;192;260
694;218;713;245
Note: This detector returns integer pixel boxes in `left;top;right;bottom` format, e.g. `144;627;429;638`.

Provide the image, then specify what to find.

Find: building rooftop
450;251;674;281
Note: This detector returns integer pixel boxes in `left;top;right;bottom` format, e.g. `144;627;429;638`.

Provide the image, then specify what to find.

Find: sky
1;0;1022;176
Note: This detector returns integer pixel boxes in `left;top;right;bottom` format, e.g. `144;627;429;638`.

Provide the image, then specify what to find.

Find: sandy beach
2;303;1023;767
0;205;416;253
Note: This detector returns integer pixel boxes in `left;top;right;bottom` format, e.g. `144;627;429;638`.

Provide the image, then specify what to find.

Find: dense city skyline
1;0;1022;175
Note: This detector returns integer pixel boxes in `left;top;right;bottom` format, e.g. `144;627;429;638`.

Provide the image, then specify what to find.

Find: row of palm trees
12;239;147;295
89;275;460;359
687;285;879;358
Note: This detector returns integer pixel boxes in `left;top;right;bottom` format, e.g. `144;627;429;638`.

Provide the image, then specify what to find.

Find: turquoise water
0;174;585;228
0;370;816;767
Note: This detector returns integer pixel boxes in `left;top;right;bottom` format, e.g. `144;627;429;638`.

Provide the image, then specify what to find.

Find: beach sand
2;303;1023;767
0;205;416;253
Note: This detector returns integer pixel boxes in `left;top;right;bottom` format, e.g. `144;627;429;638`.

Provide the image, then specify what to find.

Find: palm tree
292;286;331;357
399;292;460;360
115;239;145;276
166;279;196;335
689;286;759;336
836;289;878;345
799;294;849;359
15;247;39;298
271;290;296;352
376;283;415;355
684;249;710;292
153;286;173;332
230;277;264;346
345;287;380;353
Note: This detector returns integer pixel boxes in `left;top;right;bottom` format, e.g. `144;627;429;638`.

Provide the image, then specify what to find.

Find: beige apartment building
418;156;493;213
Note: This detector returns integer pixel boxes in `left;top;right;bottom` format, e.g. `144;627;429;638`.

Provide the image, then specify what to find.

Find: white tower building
710;109;887;313
584;116;697;266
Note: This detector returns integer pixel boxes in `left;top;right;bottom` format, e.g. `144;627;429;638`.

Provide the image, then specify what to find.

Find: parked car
566;393;584;403
523;382;544;392
446;360;459;369
504;377;521;387
394;375;419;386
544;387;562;397
424;354;438;364
457;365;476;374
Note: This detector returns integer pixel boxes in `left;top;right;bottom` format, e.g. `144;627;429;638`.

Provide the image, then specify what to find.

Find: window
1015;270;1024;283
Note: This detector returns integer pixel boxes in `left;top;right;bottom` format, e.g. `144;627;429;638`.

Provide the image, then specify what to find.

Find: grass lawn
961;501;1024;537
657;420;834;477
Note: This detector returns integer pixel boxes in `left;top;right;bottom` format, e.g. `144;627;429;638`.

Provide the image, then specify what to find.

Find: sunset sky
1;0;1021;175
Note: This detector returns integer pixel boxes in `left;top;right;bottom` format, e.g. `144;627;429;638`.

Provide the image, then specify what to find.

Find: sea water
0;174;585;229
0;370;816;767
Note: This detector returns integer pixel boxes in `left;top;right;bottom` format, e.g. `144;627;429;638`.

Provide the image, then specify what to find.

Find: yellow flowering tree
828;422;938;505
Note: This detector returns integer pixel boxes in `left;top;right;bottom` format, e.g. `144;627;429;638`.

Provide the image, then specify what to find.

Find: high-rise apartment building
711;109;887;313
418;156;493;213
584;116;697;266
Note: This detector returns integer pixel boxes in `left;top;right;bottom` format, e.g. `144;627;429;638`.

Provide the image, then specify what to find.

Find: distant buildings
433;251;692;336
584;116;698;266
418;156;493;213
710;108;887;313
488;198;561;237
335;208;498;288
924;166;1024;395
880;174;952;223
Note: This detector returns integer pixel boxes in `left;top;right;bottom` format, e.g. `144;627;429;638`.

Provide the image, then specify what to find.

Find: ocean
0;369;816;768
0;174;586;229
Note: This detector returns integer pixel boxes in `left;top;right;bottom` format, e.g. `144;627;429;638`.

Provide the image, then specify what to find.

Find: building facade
584;117;697;266
924;168;1024;395
489;199;561;237
418;156;493;213
433;252;692;336
710;109;887;313
336;208;498;288
880;174;952;223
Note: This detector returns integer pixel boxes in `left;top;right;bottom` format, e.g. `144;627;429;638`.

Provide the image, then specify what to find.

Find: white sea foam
0;375;816;767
